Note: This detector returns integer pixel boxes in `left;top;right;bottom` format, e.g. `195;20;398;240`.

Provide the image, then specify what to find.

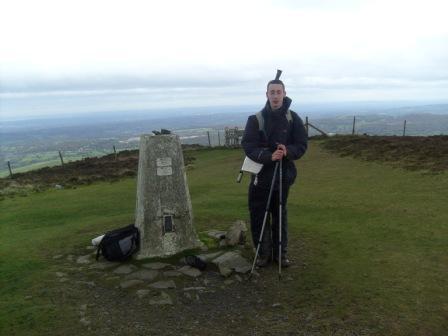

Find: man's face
266;83;286;110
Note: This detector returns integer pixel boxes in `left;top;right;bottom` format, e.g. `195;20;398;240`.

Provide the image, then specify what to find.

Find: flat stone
224;279;234;285
206;230;227;240
212;251;251;275
89;262;116;270
53;255;64;260
66;255;75;262
163;270;182;277
113;264;138;274
272;303;282;308
125;270;158;281
136;289;151;298
183;287;206;291
218;264;232;277
141;262;171;270
120;279;144;289
196;251;225;262
149;291;173;305
55;272;67;278
148;280;176;289
76;281;95;287
178;265;201;277
85;246;96;251
235;275;243;282
76;255;92;264
79;318;90;327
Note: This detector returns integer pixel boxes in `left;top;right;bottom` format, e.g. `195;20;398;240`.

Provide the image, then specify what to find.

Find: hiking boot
274;255;290;268
255;256;270;267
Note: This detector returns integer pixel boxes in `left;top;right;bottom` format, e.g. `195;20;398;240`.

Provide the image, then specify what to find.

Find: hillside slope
1;143;447;335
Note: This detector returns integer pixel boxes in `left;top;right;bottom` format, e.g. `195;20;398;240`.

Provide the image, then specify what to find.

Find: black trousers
248;182;289;258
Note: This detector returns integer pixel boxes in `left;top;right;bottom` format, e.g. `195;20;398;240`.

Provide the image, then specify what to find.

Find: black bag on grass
96;224;140;261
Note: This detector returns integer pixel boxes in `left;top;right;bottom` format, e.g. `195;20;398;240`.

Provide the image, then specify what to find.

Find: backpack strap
255;109;293;134
286;109;292;123
255;111;265;134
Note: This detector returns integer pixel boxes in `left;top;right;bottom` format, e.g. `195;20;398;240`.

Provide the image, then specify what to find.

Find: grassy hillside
1;143;447;335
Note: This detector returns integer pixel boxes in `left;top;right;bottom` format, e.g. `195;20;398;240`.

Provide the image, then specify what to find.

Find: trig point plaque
135;134;202;258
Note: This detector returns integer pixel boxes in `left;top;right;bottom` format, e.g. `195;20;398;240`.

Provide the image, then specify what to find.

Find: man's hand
277;144;287;157
272;149;284;161
272;144;287;161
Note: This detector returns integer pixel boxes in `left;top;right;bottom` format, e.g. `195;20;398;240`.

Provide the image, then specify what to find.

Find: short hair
267;79;285;91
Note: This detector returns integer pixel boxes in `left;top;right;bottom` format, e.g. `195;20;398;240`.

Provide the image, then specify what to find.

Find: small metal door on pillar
135;134;202;258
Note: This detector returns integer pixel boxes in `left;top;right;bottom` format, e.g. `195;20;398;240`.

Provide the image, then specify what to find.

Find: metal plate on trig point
163;215;174;233
157;167;173;176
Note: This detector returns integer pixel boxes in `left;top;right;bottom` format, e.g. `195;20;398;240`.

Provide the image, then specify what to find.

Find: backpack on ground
96;224;140;262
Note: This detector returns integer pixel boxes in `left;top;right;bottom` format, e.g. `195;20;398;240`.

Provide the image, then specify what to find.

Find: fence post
218;131;221;146
352;116;356;135
7;161;13;178
207;131;211;147
305;116;309;137
403;120;407;136
113;145;117;160
58;151;64;165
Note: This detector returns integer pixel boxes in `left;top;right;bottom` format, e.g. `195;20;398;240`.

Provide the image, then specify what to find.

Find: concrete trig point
135;134;202;259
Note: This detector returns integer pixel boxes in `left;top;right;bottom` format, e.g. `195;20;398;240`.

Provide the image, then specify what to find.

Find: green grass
0;150;111;177
1;143;447;335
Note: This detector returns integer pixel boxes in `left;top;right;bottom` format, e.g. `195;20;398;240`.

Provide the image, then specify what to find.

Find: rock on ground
148;280;176;289
113;264;138;275
141;262;171;270
120;279;144;289
136;289;151;298
178;266;201;277
77;255;92;264
163;270;182;277
149;291;173;305
212;251;252;276
125;270;158;281
225;220;247;246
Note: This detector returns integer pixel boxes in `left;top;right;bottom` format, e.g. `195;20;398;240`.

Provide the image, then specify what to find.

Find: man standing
242;70;308;267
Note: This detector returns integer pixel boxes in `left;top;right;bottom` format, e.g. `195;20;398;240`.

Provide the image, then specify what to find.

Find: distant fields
1;143;447;335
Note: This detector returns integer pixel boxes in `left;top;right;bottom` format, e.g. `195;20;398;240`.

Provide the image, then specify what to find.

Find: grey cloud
0;73;252;94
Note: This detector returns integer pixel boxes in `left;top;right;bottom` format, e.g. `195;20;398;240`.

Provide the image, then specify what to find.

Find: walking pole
249;161;280;277
278;158;283;279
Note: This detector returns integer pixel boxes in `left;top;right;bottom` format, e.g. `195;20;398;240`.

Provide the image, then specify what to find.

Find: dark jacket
241;97;308;189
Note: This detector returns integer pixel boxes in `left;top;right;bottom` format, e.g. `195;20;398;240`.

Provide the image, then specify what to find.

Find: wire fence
3;114;447;178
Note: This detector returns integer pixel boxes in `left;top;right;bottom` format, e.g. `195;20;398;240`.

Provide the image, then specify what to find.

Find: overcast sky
1;0;448;119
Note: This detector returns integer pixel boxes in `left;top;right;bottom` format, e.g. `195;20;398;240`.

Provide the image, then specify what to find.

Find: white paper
241;156;263;174
92;234;105;246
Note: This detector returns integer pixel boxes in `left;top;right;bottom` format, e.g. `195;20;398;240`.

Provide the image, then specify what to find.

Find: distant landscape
1;102;447;177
